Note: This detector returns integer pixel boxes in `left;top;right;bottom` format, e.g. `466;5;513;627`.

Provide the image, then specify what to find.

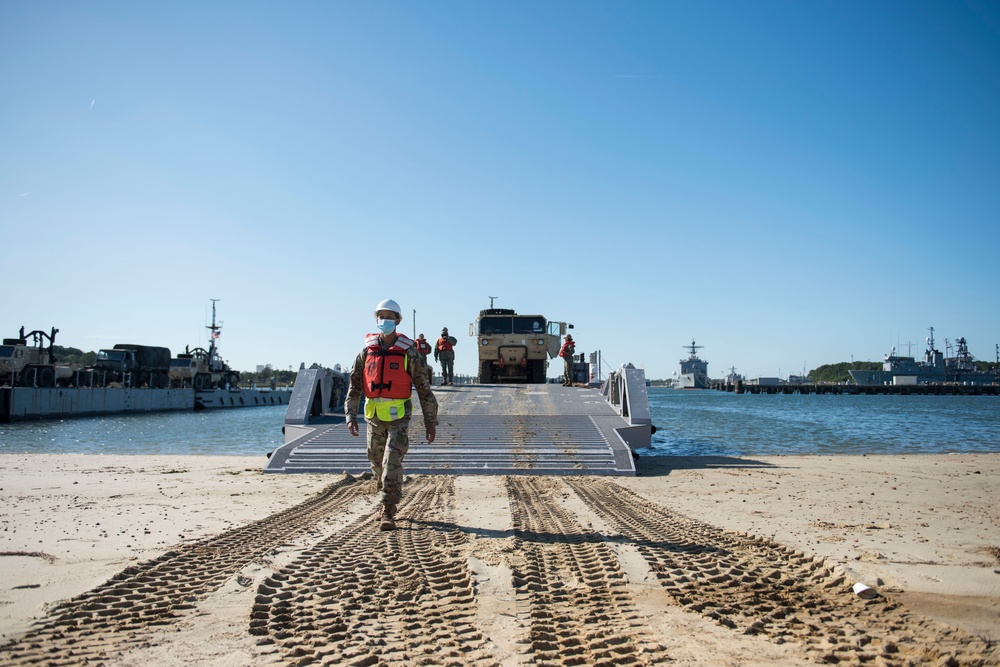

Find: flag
211;331;220;339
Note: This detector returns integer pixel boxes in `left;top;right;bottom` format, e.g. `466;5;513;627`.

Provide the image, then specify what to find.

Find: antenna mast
207;299;222;370
489;296;497;308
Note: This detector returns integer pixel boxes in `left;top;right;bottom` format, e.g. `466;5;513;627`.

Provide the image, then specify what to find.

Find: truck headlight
481;339;490;346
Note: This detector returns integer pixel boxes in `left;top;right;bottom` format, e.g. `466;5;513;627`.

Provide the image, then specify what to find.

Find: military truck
169;301;241;391
471;308;573;384
90;344;172;388
0;326;83;387
169;345;240;390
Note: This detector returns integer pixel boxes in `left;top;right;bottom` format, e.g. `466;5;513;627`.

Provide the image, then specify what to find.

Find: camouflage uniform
415;335;434;386
435;334;457;385
345;343;438;509
559;338;576;386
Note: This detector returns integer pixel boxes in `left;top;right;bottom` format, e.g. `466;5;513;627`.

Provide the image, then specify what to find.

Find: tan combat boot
378;504;397;531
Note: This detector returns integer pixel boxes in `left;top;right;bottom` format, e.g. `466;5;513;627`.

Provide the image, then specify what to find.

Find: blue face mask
376;318;396;335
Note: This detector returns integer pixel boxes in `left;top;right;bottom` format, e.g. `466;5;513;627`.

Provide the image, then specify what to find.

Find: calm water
642;387;1000;457
0;405;287;456
0;389;997;456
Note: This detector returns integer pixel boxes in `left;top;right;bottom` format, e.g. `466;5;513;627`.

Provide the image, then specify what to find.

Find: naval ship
848;329;997;386
676;339;709;389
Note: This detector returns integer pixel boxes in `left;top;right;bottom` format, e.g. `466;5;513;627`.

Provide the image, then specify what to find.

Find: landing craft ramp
265;365;651;476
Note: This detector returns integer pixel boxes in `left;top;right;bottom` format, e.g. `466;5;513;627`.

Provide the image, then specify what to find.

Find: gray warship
676;339;709;389
848;328;997;386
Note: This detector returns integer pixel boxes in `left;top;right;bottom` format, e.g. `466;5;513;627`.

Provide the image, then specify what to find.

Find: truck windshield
97;350;125;362
0;346;14;358
170;359;194;368
479;316;547;335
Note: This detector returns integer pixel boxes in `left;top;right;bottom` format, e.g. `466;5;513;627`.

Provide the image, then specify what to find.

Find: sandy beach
1;452;998;665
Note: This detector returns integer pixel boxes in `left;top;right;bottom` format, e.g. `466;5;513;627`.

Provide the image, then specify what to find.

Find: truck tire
529;360;546;384
479;361;493;384
38;366;55;388
194;374;207;391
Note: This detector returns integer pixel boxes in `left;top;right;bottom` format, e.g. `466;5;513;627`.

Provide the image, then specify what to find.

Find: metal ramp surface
267;414;633;475
266;369;651;476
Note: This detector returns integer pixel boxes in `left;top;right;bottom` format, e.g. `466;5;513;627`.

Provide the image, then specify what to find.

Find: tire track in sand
0;477;368;667
505;476;670;666
249;475;499;666
564;477;998;666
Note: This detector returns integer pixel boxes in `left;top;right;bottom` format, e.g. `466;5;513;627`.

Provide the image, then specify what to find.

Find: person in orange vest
434;327;457;385
558;334;576;386
344;299;438;531
415;333;433;386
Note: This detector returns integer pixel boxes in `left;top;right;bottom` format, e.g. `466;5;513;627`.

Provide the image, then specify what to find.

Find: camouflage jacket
344;338;438;427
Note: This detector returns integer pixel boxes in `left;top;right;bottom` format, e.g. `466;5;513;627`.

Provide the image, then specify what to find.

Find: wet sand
1;453;997;665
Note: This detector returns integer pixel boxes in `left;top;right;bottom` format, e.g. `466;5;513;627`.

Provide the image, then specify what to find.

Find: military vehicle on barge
471;306;573;384
0;327;84;387
169;299;240;390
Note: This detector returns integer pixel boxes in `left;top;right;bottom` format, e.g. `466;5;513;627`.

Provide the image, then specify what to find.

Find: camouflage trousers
366;416;411;506
563;357;574;385
438;351;454;384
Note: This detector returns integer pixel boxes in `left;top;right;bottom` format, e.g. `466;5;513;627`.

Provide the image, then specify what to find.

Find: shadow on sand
633;454;792;477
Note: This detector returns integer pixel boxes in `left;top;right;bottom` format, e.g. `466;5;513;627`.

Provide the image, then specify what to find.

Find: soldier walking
345;299;438;531
435;327;457;385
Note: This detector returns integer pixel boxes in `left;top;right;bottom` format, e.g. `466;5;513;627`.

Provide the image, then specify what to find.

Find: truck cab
471;308;572;384
0;327;80;387
169;346;238;390
95;348;137;374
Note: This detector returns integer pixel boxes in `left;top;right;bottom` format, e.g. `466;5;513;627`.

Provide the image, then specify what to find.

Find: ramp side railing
601;363;653;451
284;364;350;426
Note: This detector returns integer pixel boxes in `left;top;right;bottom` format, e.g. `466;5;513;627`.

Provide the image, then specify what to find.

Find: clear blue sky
3;1;999;381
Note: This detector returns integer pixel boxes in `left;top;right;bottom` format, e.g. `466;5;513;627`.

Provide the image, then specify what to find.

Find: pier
266;365;652;476
708;381;1000;396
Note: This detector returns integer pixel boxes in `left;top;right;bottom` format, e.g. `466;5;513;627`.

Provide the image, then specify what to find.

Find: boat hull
849;369;997;386
1;386;290;422
675;372;709;389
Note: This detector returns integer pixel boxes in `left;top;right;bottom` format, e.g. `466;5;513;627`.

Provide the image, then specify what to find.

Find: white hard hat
374;298;401;317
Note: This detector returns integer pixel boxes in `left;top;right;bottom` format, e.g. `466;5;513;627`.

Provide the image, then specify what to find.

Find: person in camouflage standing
415;333;433;386
345;299;438;531
559;334;576;386
434;327;457;385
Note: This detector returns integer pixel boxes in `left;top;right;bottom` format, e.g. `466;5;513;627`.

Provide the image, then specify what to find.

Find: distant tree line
808;362;881;384
239;366;298;388
51;345;96;366
649;360;885;385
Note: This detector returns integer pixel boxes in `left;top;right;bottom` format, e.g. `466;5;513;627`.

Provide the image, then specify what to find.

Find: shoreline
1;452;998;663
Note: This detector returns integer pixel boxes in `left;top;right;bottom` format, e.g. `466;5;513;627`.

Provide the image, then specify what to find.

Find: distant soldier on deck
435;327;457;385
345;299;438;531
415;333;433;386
559;334;576;386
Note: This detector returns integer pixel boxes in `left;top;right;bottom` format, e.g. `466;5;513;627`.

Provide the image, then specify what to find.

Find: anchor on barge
266;364;652;476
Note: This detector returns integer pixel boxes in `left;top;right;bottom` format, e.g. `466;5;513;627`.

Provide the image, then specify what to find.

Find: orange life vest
363;333;414;400
437;337;454;352
559;341;575;358
415;339;432;356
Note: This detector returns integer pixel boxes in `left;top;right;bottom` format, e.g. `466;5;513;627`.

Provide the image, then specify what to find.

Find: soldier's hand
425;424;436;444
347;420;359;437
